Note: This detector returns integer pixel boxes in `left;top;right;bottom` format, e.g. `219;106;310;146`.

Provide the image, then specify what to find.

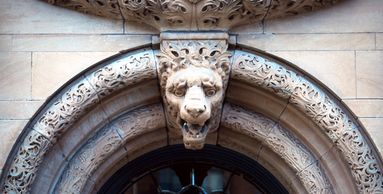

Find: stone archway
1;45;382;194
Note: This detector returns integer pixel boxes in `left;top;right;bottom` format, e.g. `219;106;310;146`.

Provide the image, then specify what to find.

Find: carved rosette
47;0;339;30
157;38;231;149
231;50;383;193
2;50;157;194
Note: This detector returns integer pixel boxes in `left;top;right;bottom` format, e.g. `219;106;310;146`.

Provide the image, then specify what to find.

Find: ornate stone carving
2;47;383;194
54;104;164;193
157;38;231;149
3;130;51;194
47;0;339;31
221;103;333;193
1;50;157;194
231;50;383;193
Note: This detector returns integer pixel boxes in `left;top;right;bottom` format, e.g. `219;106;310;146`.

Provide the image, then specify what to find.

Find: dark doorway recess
98;144;288;194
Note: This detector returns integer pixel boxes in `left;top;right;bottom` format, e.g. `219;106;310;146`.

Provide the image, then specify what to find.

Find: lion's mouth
180;118;210;150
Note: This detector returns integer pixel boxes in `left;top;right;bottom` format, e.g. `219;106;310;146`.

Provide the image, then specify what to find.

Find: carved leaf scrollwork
119;0;191;30
2;50;157;194
232;50;383;194
48;0;339;30
3;130;51;194
52;0;122;19
158;40;231;89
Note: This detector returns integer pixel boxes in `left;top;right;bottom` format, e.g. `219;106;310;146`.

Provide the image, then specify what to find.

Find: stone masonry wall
0;0;382;177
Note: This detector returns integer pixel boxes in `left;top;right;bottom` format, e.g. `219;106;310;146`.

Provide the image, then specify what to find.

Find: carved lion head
158;40;231;150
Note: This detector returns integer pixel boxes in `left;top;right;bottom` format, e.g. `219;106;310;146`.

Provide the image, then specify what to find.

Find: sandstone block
11;35;151;52
356;51;383;98
360;118;383;154
376;33;383;50
124;21;158;34
264;0;383;33
0;52;31;100
271;51;356;98
0;0;123;34
0;101;43;119
344;99;383;118
238;33;375;51
0;36;12;52
0;120;27;168
32;52;115;99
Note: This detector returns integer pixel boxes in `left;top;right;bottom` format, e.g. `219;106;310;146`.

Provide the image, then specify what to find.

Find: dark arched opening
99;144;288;194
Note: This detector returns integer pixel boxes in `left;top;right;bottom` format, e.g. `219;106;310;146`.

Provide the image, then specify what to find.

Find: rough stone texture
0;52;31;100
0;101;43;120
356;51;383;98
238;33;375;51
32;52;116;99
270;51;356;98
0;0;123;34
0;120;27;168
264;0;383;33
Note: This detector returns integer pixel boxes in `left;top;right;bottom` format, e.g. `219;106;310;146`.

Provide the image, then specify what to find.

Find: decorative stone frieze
3;130;51;194
1;47;382;194
47;0;339;31
157;33;231;149
221;103;333;193
231;50;383;193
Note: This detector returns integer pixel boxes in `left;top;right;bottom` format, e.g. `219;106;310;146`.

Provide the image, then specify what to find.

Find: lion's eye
205;88;216;97
174;88;186;97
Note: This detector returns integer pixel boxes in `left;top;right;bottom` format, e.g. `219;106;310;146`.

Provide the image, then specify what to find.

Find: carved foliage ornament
2;50;157;194
157;39;231;149
47;0;339;30
231;51;383;193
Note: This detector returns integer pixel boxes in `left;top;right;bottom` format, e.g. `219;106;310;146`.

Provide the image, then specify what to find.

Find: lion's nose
185;104;206;118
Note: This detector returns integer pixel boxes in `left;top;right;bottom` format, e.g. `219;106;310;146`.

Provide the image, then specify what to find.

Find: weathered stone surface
356;51;383;98
271;51;356;98
0;0;123;34
344;99;383;118
0;101;43;119
0;52;31;100
238;33;375;51
0;120;27;168
32;52;115;99
265;0;383;33
360;118;383;154
10;35;151;52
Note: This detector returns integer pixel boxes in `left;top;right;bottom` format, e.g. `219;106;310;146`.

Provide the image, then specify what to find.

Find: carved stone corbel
156;32;232;150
